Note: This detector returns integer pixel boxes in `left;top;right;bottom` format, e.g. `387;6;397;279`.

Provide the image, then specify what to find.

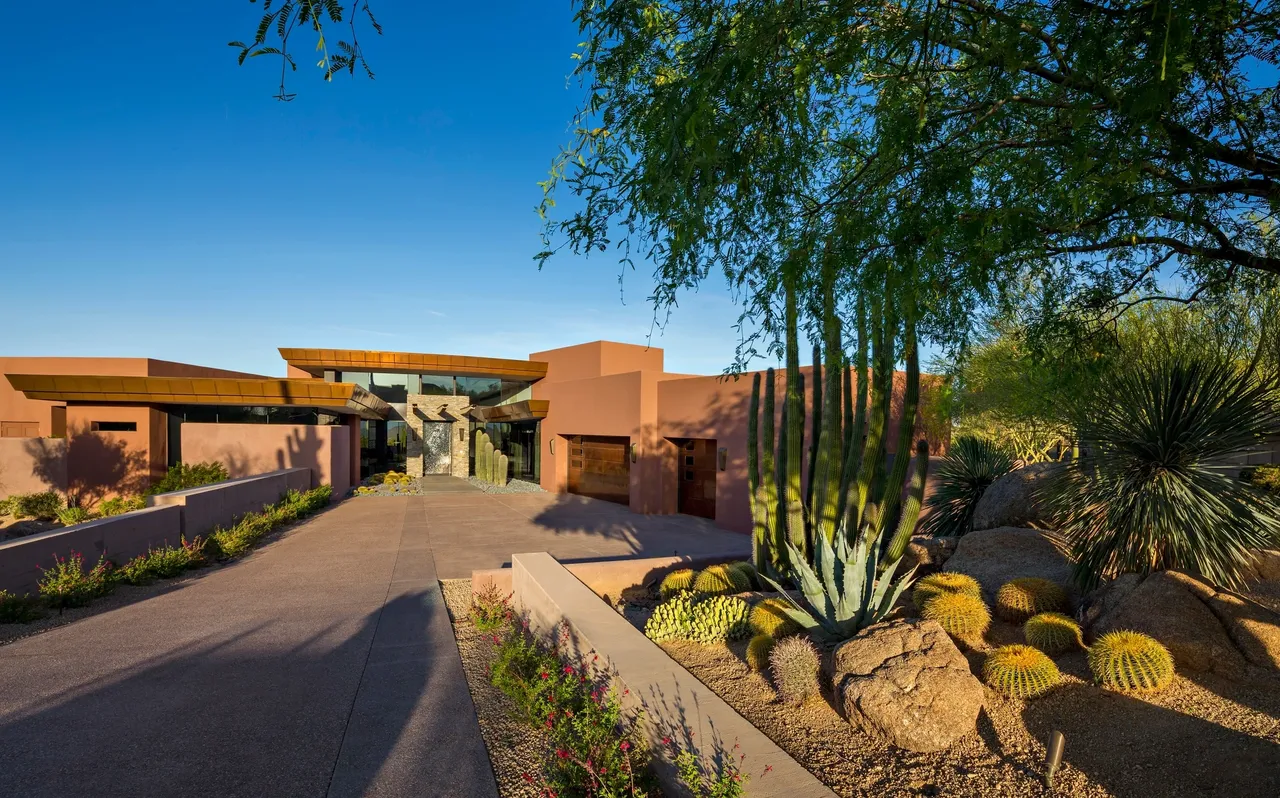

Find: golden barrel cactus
746;633;774;673
749;597;800;638
659;568;698;599
1024;612;1084;655
1088;630;1175;693
995;577;1068;622
921;591;991;646
912;572;982;611
983;644;1062;699
693;563;752;595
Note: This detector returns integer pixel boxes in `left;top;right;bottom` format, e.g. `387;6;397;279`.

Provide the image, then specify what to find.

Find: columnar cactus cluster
473;429;510;487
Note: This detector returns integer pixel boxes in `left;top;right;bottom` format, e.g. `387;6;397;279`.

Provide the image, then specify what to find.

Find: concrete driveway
0;487;748;797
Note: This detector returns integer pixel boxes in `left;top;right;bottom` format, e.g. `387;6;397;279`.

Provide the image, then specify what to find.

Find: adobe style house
0;341;946;534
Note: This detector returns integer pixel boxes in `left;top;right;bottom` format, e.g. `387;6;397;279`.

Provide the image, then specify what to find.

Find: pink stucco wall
0;437;67;497
180;423;351;497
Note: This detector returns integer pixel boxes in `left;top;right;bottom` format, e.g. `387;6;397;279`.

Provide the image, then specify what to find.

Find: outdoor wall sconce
630;443;638;463
549;439;555;455
718;447;728;471
458;427;465;442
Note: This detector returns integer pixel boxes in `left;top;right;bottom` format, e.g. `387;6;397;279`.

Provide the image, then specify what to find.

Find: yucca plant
920;436;1015;537
1047;354;1280;590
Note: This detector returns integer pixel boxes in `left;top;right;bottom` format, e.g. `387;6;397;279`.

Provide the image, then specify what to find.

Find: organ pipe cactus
483;441;496;484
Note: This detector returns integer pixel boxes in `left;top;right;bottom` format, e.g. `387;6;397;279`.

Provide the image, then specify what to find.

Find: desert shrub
0;590;44;623
659;568;697;599
983;644;1061;699
674;740;752;798
995;577;1068;622
38;551;114;609
97;496;146;517
0;497;13;517
693;563;751;595
114;538;206;585
769;635;820;704
645;593;696;642
920;436;1015;537
55;506;93;526
469;580;511;633
912;572;982;611
745;634;774;673
146;461;229;496
1247;465;1280;493
921;591;991;646
1088;631;1175;693
13;491;64;521
1023;612;1084;654
688;595;751;644
1047;354;1280;590
748;597;800;638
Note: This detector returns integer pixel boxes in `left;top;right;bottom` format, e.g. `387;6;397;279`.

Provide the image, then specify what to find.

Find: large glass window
458;376;502;405
340;371;371;389
498;380;533;405
368;373;410;403
419;374;455;396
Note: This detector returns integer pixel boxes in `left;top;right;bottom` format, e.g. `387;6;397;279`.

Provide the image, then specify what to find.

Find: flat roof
278;348;548;382
4;374;391;420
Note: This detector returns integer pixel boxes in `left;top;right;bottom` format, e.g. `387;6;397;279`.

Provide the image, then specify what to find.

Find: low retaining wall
0;505;182;594
146;467;311;538
512;552;834;798
473;551;747;603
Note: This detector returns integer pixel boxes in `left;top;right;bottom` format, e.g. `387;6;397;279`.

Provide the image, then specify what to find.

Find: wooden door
567;435;630;505
675;438;717;519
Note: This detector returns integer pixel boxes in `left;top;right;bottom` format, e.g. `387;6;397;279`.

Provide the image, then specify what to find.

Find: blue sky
0;2;766;378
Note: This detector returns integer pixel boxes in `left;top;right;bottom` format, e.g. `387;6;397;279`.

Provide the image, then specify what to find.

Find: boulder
943;527;1075;603
1204;591;1280;670
971;462;1057;531
1244;549;1280;583
1092;571;1247;677
902;535;957;576
834;619;984;753
1078;573;1144;630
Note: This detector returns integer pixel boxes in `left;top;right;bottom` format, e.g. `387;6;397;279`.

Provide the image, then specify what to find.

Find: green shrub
470;580;511;633
0;590;44;623
1088;630;1175;693
1247;465;1280;493
983;644;1062;699
13;491;64;521
38;551;114;609
0;496;13;517
921;436;1016;537
56;506;93;526
97;496;146;517
769;635;820;704
1047;354;1280;590
209;485;332;559
146;461;229;496
114;538;207;585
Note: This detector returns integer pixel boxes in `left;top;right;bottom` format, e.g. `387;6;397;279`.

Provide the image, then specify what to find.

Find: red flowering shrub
37;551;114;609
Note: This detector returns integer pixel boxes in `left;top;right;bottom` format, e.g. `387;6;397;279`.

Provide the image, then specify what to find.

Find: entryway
670;437;717;519
421;422;452;475
566;435;630;505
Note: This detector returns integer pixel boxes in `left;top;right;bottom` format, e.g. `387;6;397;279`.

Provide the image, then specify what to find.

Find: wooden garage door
567;435;630;505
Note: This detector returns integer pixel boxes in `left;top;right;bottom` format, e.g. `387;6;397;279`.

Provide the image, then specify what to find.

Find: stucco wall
0;357;151;437
64;404;164;506
148;467;312;538
0;437;67;497
180;423;351;496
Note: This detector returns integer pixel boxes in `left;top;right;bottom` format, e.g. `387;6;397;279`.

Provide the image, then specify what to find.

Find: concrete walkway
0;489;749;797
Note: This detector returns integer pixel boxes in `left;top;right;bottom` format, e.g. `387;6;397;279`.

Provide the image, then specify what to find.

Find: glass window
340;371;372;390
369;373;410;404
498;380;533;404
419;374;455;396
458;376;502;405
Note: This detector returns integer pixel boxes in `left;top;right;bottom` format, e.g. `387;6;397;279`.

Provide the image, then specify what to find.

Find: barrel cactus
769;635;821;704
726;561;758;589
1088;630;1175;693
749;597;801;638
644;593;696;643
688;595;751;644
693;563;751;596
659;568;698;599
912;572;983;611
983;644;1062;699
995;577;1068;622
921;591;991;646
746;633;774;673
1024;612;1084;655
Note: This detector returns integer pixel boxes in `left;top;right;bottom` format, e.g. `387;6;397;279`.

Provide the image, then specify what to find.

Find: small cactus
746;633;774;672
983;644;1062;699
769;635;820;704
749;597;801;638
726;560;758;589
692;563;752;595
921;591;991;646
996;577;1068;622
1024;612;1084;655
912;572;983;611
644;593;696;642
688;595;751;644
1088;630;1175;693
659;569;698;599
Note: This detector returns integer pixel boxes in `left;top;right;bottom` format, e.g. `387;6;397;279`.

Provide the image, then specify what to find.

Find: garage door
567;435;630;505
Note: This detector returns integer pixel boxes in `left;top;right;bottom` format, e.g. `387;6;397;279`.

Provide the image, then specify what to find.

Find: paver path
0;487;749;797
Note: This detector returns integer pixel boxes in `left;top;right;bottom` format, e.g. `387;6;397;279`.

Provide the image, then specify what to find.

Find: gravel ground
349;479;433;497
466;478;545;494
441;579;546;798
626;596;1280;798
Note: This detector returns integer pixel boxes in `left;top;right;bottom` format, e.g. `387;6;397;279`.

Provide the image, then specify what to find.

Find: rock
1078;573;1144;630
903;536;957;576
971;463;1057;531
1244;549;1280;583
1204;591;1280;670
1092;571;1247;677
834;619;984;753
943;527;1075;603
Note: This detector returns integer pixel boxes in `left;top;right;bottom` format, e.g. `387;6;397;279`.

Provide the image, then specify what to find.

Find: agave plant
920;436;1015;537
760;526;916;642
1048;353;1280;590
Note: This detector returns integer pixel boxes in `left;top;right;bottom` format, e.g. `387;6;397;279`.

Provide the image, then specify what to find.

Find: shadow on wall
275;426;325;481
25;425;147;507
0;593;446;798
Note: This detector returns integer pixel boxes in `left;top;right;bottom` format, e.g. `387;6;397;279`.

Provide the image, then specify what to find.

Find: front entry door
674;438;717;519
422;422;452;475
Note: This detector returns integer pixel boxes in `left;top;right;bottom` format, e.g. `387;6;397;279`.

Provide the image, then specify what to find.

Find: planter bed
620;578;1280;798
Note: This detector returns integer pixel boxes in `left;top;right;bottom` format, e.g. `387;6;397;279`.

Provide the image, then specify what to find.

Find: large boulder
834;619;984;753
943;527;1075;602
1092;571;1248;677
901;535;957;577
971;462;1057;531
1204;591;1280;670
